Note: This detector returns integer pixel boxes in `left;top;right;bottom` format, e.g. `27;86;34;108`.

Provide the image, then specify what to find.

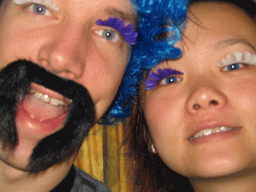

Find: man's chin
0;60;95;173
0;142;36;172
0;147;76;173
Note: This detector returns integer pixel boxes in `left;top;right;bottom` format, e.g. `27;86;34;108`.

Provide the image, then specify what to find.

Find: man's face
0;0;135;172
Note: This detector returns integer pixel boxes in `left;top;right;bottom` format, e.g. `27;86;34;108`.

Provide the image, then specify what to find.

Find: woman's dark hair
129;98;193;192
129;0;256;191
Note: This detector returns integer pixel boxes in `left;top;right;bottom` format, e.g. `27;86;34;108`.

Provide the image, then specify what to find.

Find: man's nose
37;23;86;80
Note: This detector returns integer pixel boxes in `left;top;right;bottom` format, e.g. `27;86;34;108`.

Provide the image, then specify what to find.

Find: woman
130;0;256;191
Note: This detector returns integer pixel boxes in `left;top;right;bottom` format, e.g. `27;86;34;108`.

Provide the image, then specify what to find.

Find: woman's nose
186;85;227;114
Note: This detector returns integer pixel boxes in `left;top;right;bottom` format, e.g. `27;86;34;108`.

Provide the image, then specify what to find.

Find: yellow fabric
74;123;135;192
75;124;104;181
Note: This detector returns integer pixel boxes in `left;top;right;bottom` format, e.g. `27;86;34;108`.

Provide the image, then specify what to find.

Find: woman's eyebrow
214;38;256;51
104;6;137;25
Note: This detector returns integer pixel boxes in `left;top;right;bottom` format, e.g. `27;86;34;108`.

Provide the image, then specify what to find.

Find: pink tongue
21;93;67;121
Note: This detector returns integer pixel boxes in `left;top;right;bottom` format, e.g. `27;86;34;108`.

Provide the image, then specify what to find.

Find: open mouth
0;60;95;172
23;85;71;122
15;85;72;135
31;88;68;107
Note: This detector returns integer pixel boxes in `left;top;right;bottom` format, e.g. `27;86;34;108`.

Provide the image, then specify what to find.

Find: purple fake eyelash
96;17;138;45
145;68;183;90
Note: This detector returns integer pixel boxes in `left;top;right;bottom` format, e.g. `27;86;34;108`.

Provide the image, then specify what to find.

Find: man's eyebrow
214;38;256;51
104;6;137;25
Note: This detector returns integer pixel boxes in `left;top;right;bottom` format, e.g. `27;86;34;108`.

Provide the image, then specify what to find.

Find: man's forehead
55;0;137;23
6;0;137;24
104;6;137;25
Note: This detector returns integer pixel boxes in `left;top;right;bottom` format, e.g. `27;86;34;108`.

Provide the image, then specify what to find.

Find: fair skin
144;2;256;192
0;0;135;191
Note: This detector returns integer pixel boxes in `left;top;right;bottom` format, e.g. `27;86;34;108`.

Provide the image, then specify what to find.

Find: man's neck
0;159;74;192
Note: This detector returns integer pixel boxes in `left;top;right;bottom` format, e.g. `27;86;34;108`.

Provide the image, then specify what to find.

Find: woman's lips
189;126;240;141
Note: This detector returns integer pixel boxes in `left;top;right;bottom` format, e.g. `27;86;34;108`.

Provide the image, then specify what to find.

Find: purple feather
145;68;183;90
96;17;138;45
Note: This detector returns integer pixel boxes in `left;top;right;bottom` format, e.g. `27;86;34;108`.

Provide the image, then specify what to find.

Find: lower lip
189;128;241;145
16;102;66;137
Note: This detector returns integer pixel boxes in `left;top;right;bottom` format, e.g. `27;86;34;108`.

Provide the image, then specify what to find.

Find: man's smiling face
0;0;135;172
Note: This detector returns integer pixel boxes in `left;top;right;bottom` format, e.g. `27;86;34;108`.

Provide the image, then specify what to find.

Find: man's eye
28;4;52;16
160;76;181;85
222;63;244;71
96;29;120;42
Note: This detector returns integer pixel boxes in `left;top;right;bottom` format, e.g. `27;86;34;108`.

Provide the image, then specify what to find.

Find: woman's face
144;2;256;179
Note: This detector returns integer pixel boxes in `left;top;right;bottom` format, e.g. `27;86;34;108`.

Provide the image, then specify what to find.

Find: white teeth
50;98;66;106
42;94;51;103
31;89;66;106
190;126;239;141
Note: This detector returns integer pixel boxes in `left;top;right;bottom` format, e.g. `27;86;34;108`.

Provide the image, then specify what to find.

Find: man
0;0;137;191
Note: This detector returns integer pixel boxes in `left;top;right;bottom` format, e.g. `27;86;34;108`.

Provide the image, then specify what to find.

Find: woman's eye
160;76;181;85
96;29;120;42
28;4;51;16
222;63;244;72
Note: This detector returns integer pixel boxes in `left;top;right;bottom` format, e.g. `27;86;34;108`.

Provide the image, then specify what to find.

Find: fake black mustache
0;60;95;173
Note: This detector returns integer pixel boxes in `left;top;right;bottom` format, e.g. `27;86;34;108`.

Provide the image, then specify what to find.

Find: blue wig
106;0;189;121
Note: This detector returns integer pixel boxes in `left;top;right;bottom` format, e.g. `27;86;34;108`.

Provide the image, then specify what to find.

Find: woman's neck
189;168;256;192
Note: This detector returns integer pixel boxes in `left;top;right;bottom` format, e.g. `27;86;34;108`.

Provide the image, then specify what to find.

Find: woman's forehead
181;2;256;47
188;2;255;27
